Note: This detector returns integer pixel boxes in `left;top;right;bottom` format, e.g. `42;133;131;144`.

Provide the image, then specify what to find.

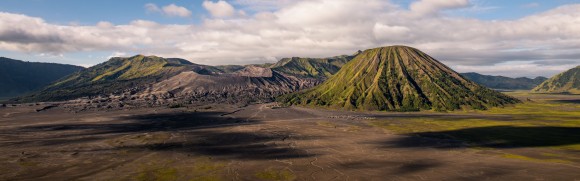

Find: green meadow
370;92;580;163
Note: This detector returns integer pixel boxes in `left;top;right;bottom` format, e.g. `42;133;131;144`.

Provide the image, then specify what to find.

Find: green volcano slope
279;46;520;111
532;66;580;94
270;55;354;79
13;55;195;102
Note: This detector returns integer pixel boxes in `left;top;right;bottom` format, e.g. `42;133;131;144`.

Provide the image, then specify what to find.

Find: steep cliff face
280;46;520;111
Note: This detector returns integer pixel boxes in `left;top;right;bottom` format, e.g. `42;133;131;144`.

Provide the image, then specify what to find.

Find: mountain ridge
0;57;84;99
12;55;196;102
461;72;548;90
270;54;355;79
532;65;580;94
10;53;350;104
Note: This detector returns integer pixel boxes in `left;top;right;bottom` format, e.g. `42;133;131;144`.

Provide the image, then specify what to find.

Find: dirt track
0;103;579;180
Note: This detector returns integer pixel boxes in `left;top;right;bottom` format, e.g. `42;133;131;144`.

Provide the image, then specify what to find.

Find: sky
0;0;579;78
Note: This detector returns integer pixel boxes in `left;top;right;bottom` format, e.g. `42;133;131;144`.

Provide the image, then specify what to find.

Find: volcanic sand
0;99;579;180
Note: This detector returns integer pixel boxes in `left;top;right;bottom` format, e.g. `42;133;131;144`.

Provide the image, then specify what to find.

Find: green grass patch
502;153;572;164
132;157;226;181
316;121;337;128
255;168;296;181
17;160;39;167
190;157;225;181
136;167;178;181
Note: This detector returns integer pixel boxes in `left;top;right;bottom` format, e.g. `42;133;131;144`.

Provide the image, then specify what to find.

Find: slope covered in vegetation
13;55;194;102
279;46;519;111
270;54;356;79
532;66;580;94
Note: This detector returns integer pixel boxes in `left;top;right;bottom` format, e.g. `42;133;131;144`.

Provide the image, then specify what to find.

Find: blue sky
0;0;579;77
1;0;577;24
0;0;206;25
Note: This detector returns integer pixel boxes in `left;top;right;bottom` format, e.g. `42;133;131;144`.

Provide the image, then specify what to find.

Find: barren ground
1;93;579;180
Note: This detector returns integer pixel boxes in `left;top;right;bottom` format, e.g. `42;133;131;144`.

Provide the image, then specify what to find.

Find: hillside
279;46;520;111
143;67;318;105
270;54;355;79
461;72;547;90
0;57;84;99
532;66;580;94
11;54;348;104
12;55;197;102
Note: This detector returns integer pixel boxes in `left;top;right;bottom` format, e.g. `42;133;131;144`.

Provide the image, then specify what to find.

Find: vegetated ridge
12;55;194;102
532;65;580;94
461;72;547;90
279;46;520;111
270;53;358;79
11;53;354;106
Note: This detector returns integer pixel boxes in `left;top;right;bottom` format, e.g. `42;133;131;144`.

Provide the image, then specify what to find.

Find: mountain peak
374;45;417;50
279;46;519;111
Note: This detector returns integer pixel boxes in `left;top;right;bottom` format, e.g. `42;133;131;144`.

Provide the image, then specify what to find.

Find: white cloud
410;0;471;16
453;61;578;78
162;4;192;17
108;51;127;59
145;3;161;13
203;0;236;18
373;23;411;41
96;21;113;28
1;1;580;77
144;3;191;17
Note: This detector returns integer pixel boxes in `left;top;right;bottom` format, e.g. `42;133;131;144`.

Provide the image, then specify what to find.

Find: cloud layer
145;3;191;17
203;0;237;18
0;0;579;77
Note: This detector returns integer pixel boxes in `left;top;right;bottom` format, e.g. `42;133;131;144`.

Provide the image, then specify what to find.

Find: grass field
370;91;580;164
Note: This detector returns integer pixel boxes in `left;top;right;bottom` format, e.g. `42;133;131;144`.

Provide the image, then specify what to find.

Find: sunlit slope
280;46;520;111
532;66;580;94
271;54;355;79
14;55;193;102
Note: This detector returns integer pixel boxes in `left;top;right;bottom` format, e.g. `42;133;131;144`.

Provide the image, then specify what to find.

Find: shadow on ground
20;112;252;134
339;159;443;175
550;99;580;104
381;126;580;149
10;111;317;160
111;130;318;160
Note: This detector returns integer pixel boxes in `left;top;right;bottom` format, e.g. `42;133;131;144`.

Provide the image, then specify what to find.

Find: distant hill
270;52;358;79
13;55;196;102
461;72;547;90
532;66;580;94
0;57;84;99
279;46;519;111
